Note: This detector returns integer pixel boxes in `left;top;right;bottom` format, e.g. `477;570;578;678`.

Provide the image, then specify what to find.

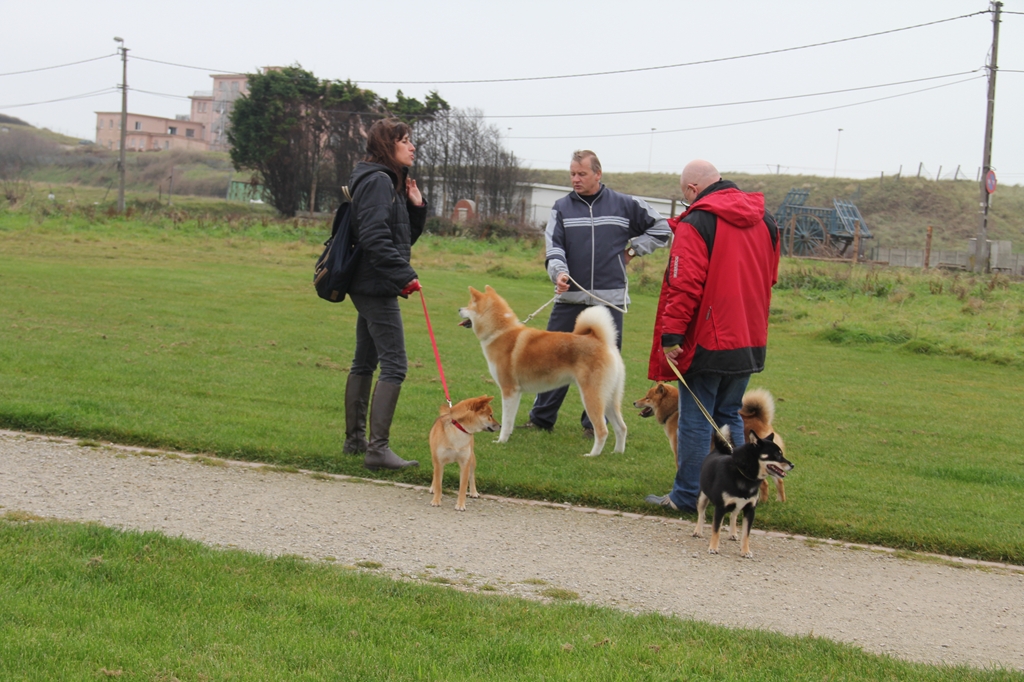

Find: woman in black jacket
343;118;426;470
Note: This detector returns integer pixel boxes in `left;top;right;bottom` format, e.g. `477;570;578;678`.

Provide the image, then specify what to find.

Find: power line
0;53;117;78
312;69;983;121
129;87;192;101
508;75;984;140
483;70;982;119
0;88;119;110
355;11;989;84
132;55;241;74
126;10;988;87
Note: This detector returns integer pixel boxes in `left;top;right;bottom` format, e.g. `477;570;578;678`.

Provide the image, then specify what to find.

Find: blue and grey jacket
545;185;671;306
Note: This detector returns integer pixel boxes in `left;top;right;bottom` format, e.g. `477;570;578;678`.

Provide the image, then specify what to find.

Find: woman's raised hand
406;179;424;207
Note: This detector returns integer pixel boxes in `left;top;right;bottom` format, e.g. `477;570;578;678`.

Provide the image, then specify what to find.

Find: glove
400;280;421;296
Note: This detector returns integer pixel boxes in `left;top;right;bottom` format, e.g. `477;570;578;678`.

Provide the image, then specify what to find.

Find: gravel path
2;430;1021;672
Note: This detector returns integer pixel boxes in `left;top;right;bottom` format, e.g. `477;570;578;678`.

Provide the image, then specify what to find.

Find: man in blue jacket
521;150;671;437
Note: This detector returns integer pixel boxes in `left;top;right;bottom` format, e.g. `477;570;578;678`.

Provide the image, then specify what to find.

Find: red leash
416;289;470;434
417;288;452;401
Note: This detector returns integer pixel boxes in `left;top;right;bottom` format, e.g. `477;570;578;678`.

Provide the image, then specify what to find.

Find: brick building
94;112;207;152
95;72;252;152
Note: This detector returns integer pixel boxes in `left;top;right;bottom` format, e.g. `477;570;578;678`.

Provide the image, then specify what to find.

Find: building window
98;119;104;129
109;119;114;128
231;81;239;93
185;129;195;138
134;121;141;130
168;127;177;135
164;141;169;150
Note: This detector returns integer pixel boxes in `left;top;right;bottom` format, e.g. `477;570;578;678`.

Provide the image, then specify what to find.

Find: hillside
524;169;1024;251
6;120;1021;251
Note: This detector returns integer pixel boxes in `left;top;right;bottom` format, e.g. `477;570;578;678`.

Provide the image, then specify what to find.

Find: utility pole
975;1;1001;273
832;128;843;178
114;37;128;213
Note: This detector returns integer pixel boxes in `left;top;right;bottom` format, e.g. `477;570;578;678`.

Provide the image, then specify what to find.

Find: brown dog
429;396;501;511
633;382;678;466
739;388;787;503
633;383;787;503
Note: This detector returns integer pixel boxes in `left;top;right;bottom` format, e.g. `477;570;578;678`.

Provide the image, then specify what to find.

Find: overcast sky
3;0;1023;184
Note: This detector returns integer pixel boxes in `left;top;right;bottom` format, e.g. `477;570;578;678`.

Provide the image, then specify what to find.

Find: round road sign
985;170;997;194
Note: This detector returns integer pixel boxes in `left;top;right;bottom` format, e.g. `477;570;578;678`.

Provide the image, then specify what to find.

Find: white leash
566;273;629;314
520;274;629;325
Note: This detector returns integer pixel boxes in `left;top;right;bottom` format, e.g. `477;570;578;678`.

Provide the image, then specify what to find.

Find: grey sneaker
517;420;552;432
644;494;679;510
582;427;595;439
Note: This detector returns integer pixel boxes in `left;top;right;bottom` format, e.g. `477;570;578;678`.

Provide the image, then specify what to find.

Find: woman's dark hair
364;117;413;195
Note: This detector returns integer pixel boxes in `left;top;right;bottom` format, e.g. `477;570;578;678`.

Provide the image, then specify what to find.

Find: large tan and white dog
459;285;627;457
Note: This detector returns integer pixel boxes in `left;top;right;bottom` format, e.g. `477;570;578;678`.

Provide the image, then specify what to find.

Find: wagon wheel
787;215;826;257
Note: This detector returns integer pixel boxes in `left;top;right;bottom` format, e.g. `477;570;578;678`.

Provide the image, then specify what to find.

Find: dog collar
736;467;759;481
451;419;470;435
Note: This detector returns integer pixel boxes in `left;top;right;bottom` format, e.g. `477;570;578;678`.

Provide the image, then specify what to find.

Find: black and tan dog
692;426;793;558
634;383;788;503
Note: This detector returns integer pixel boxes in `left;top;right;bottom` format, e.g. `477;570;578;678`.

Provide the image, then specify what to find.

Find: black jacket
348;161;427;297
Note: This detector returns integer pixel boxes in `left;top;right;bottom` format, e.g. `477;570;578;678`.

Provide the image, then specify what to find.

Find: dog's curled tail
711;424;733;453
573;305;618;348
740;387;776;424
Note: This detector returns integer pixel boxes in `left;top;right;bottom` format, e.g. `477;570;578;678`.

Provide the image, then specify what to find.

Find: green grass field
1;206;1023;565
1;517;1019;681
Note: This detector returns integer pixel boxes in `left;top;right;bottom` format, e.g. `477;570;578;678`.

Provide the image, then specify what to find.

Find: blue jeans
668;373;750;512
527;302;623;430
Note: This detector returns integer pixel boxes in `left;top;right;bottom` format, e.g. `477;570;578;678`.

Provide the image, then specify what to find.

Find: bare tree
414;108;525;220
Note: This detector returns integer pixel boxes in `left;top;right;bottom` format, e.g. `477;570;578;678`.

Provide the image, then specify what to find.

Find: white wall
522;182;679;227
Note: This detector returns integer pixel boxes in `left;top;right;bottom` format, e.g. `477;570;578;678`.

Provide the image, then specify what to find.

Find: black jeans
349;293;407;385
527;302;623;430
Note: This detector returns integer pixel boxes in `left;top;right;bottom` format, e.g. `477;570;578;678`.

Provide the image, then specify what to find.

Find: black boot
343;373;373;454
364;380;419;470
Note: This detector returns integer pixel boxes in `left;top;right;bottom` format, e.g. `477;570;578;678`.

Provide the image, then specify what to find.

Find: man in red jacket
645;160;780;512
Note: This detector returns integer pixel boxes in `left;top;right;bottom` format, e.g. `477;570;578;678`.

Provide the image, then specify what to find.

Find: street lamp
833;128;843;178
648;128;656;173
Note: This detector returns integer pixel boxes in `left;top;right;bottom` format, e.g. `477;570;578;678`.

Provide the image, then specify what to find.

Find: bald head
680;160;721;204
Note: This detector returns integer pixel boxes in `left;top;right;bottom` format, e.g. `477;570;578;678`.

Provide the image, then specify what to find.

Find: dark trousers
527;302;624;430
349;293;407;385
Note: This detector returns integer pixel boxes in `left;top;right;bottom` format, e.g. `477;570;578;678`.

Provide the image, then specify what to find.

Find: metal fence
869;246;1023;275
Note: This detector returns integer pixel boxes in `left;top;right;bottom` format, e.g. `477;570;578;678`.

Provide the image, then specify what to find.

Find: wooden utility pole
975;1;1002;273
851;221;861;266
116;38;128;213
924;226;933;269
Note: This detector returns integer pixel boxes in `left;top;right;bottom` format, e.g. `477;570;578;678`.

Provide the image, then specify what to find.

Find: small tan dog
738;387;787;503
634;383;787;503
633;382;679;465
429;396;501;511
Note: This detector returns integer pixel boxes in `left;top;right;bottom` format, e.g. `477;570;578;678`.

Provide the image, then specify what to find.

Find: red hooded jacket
648;180;780;381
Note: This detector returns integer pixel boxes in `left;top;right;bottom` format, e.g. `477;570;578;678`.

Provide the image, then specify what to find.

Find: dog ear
469;286;480;297
763;432;775;443
449;401;472;422
485;284;495;293
747;429;759;444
